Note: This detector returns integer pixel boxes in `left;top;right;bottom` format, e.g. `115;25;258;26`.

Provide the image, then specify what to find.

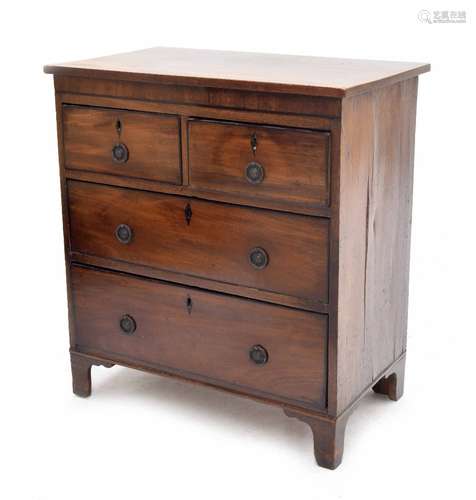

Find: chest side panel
337;77;418;413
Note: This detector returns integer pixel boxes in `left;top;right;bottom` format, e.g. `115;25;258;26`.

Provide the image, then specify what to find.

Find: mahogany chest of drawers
45;47;429;469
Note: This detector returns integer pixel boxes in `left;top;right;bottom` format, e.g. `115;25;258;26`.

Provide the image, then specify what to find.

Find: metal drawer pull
119;314;136;335
245;161;265;184
112;143;129;163
115;224;133;244
249;247;269;270
249;345;268;365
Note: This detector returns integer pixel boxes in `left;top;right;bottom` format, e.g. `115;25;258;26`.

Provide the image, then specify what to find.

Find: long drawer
71;265;328;407
63;105;182;184
68;181;329;304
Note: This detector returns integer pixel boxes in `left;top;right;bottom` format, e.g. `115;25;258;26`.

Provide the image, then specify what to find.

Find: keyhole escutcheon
184;203;192;225
251;132;257;154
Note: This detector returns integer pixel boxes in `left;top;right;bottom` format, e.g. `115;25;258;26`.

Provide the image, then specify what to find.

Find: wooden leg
70;352;114;397
372;356;406;401
284;408;350;469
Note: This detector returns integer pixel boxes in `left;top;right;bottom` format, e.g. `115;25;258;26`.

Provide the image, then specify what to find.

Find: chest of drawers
45;47;429;469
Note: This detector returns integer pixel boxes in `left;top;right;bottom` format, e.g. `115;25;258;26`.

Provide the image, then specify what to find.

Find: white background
1;1;475;499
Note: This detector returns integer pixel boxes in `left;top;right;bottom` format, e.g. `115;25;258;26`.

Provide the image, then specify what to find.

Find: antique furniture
44;48;429;469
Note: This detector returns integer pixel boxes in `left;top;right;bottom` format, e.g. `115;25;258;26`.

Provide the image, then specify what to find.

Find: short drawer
68;181;329;305
72;265;328;407
63;105;181;184
188;119;330;210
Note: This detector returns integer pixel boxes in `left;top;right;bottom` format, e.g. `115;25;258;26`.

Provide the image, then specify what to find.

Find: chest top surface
44;46;430;98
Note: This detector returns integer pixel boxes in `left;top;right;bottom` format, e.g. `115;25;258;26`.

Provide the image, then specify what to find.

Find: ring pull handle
249;345;268;365
112;143;129;163
245;161;265;184
248;247;269;270
115;224;133;244
119;314;136;335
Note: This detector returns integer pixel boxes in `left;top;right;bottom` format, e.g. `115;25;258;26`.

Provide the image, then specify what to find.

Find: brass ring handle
249;247;269;270
115;224;133;244
249;345;268;365
245;161;265;184
119;314;136;335
112;143;129;163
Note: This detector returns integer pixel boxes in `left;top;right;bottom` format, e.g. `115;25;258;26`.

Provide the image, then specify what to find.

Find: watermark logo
418;10;467;23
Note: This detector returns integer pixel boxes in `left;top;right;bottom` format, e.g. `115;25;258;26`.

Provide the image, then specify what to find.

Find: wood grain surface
45;46;430;97
336;77;418;413
55;76;342;117
71;265;328;407
68;180;329;304
189;119;329;210
63;105;181;184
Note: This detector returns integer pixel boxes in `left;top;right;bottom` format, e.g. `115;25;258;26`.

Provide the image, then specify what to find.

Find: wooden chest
44;47;429;469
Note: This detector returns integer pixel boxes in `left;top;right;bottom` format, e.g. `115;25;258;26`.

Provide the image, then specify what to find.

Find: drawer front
189;119;330;209
68;181;329;305
72;265;328;407
63;105;181;184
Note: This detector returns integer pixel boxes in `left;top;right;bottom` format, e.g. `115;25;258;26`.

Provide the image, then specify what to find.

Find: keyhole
115;119;122;134
251;132;257;154
186;296;193;314
184;203;192;225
